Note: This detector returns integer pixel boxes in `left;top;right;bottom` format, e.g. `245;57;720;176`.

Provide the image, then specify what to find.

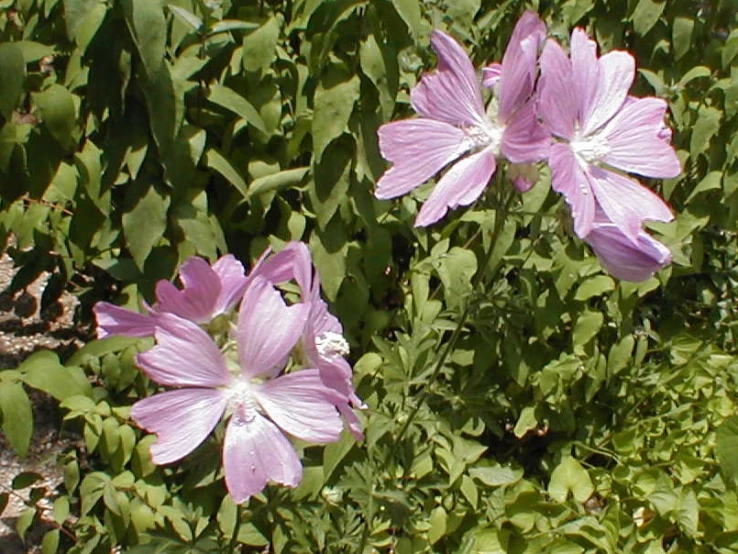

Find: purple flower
130;277;345;504
537;28;681;243
375;12;549;226
249;242;365;440
584;207;672;282
94;255;248;339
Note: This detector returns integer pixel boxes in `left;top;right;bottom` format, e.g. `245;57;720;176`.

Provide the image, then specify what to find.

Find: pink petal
482;63;502;88
339;403;364;441
600;97;681;178
589;166;673;245
131;388;227;465
136;313;231;387
255;370;344;443
223;413;302;504
585;211;672;282
582;50;635;135
376;119;469;200
212;255;248;315
248;242;313;296
237;276;307;379
549;143;596;238
569;28;601;126
538;39;576;139
502;98;550;163
94;302;155;339
415;147;497;227
498;11;546;122
155;257;221;323
410;30;487;127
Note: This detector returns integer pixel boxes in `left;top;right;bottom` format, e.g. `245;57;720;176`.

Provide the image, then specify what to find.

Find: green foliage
0;0;737;552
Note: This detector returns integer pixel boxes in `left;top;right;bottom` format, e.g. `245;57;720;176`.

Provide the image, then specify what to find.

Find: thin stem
228;502;243;553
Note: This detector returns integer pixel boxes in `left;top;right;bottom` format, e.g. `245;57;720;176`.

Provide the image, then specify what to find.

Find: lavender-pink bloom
94;254;248;339
537;28;681;243
375;12;549;226
131;277;345;504
585;208;672;282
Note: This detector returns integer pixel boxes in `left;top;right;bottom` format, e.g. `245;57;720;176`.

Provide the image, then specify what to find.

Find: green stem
395;183;516;442
228;502;243;553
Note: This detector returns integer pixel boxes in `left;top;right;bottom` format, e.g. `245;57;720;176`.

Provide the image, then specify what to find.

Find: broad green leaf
469;465;523;487
677;65;711;88
574;275;615;301
0;43;25;120
204;148;249;199
573;310;604;348
672;17;693;61
122;181;170;269
723;29;738;68
32;85;76;150
121;0;166;77
0;381;33;457
23;352;92;401
631;0;665;36
168;5;203;31
360;33;399;121
41;529;60;554
690;106;721;156
607;335;634;375
428;506;447;545
242;16;280;73
312;67;360;162
549;456;595;503
446;0;481;26
677;489;699;537
209;20;260;36
206;85;268;135
686;170;722;202
514;406;538;438
248;167;308;198
390;0;423;38
435;247;477;309
718;416;738;482
63;0;107;46
312;137;353;228
15;41;55;63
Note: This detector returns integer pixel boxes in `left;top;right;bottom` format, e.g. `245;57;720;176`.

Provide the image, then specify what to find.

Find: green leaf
32;85;77;150
607;335;634;375
573;310;604;349
677;489;699;537
0;381;33;457
41;529;60;554
248;167;308;198
690;106;721;156
121;0;166;78
672;17;693;61
631;0;665;36
360;33;399;120
469;464;523;487
574;275;615;301
428;506;447;544
717;416;738;482
15;41;55;63
549;456;595;504
206;85;268;135
435;247;477;309
168;5;203;31
208;20;260;36
686;170;722;202
677;65;711;88
204;148;249;199
242;16;280;73
122;181;170;269
513;406;538;438
312;67;360;162
723;29;738;68
390;0;423;38
21;351;92;400
0;43;25;120
63;0;108;47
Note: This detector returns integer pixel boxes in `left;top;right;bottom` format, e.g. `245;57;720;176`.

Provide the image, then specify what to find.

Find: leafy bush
1;0;738;552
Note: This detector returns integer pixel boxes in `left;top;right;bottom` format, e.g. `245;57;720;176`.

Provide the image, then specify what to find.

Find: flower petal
376;119;469;200
248;242;313;296
94;302;155;339
538;39;577;139
212;255;248;315
582;50;635;135
237;276;307;379
549;143;596;238
155;257;221;323
136;312;231;387
586;215;672;282
498;11;546;122
256;369;344;443
415;147;497;227
223;413;302;504
410;30;486;127
131;388;227;465
502;98;550;163
600;97;681;178
569;28;601;125
589;166;673;245
482;63;502;88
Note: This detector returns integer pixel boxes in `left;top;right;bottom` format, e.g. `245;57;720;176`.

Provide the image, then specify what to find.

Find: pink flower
249;242;365;440
94;255;248;339
537;28;681;243
375;12;549;226
584;207;672;282
130;277;345;504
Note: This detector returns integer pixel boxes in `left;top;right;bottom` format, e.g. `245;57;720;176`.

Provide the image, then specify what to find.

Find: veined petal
502;99;550;163
410;30;487;127
136;313;231;387
237;276;307;379
94;302;155;339
582;50;635;135
255;369;344;444
482;63;502;88
549;143;596;238
212;255;248;315
589;166;674;245
131;388;227;465
155;257;221;323
600;97;681;178
498;11;546;122
586;213;672;282
248;242;313;297
223;413;302;504
538;39;577;139
376;119;469;200
569;28;600;125
415;147;497;227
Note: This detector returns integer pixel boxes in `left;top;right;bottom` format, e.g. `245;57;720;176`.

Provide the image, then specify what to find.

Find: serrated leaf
0;381;33;457
549;456;594;503
122;182;170;269
0;43;25;120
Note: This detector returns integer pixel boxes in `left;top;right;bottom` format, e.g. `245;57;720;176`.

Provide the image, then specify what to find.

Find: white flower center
315;331;349;361
570;131;610;165
464;123;503;155
226;378;259;423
